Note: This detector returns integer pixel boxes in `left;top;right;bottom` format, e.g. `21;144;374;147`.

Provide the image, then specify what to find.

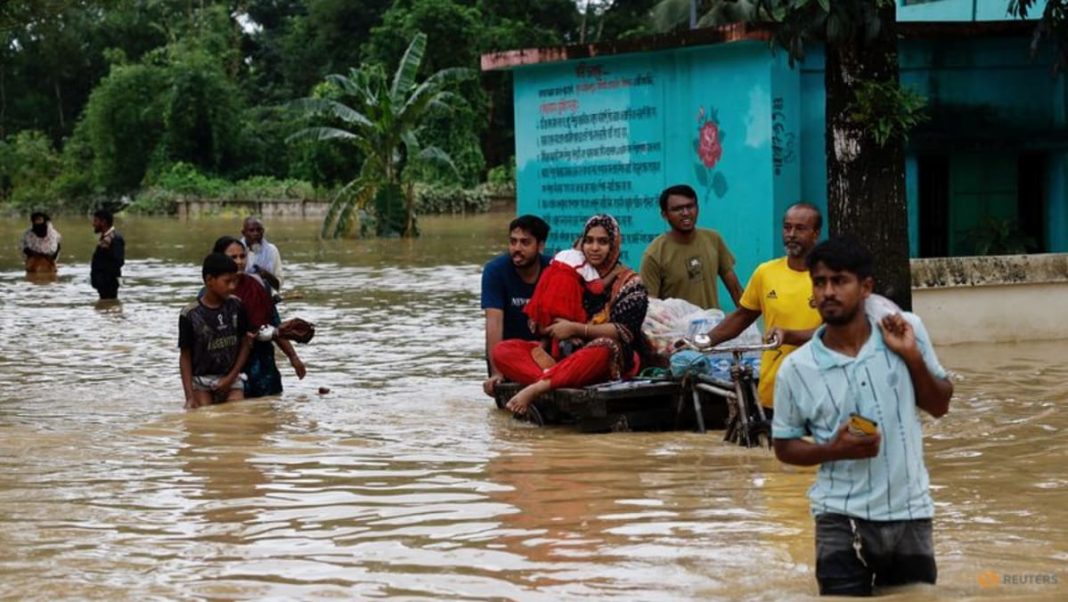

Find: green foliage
0;130;63;210
364;0;488;187
124;187;182;215
962;217;1038;256
365;0;482;74
485;156;516;193
51;119;102;210
232;176;318;202
127;162;324;214
57;4;251;196
848;81;928;147
373;182;409;237
291;32;475;238
1010;0;1068;73
159;52;244;173
413;183;490;215
649;0;895;64
1;0;590;214
78;63;167;192
149;162;231;197
595;0;658;41
652;0;757;33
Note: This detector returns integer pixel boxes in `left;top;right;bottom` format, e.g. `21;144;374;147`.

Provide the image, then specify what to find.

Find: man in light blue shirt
773;237;954;596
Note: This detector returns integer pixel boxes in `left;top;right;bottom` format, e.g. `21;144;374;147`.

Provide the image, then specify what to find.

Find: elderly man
241;217;283;291
702;202;824;414
22;212;62;273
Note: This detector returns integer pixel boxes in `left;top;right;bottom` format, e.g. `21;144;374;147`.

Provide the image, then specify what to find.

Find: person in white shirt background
241;216;283;292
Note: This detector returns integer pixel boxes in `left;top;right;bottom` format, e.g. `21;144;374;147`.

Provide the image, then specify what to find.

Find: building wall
509;22;1067;275
798;35;1068;256
513;42;801;309
911;252;1068;344
897;0;1044;22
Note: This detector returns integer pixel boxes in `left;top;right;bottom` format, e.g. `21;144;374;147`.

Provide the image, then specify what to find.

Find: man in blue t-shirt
481;215;550;397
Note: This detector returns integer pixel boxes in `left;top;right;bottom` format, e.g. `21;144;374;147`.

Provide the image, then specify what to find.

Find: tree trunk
580;1;589;43
54;79;65;131
1;67;6;139
404;181;416;238
824;3;912;310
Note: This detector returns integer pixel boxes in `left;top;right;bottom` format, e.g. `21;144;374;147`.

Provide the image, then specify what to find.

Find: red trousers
492;339;636;388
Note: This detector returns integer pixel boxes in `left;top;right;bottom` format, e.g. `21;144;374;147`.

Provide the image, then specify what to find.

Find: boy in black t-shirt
179;253;254;409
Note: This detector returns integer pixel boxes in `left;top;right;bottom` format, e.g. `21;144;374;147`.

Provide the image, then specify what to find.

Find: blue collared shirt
772;313;947;521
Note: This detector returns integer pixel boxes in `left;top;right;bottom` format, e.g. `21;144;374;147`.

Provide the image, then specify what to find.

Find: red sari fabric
234;274;274;328
492;339;616;388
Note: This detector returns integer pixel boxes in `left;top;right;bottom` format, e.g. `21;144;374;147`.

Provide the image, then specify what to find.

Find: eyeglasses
667;202;697;215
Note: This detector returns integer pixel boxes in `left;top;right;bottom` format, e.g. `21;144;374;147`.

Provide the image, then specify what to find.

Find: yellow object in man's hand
848;413;879;437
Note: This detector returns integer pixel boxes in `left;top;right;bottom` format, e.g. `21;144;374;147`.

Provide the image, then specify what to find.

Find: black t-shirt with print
178;297;250;377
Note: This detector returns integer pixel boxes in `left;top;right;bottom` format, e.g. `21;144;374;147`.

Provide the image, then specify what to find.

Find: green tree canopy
291;32;475;238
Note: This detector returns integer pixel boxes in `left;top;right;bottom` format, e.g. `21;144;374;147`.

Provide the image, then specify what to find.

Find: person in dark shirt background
90;209;125;300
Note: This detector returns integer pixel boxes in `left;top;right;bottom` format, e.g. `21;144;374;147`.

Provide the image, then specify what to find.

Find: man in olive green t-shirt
639;184;744;310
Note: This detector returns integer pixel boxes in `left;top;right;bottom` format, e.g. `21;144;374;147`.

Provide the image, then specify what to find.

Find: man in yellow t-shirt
702;202;823;412
640;184;744;310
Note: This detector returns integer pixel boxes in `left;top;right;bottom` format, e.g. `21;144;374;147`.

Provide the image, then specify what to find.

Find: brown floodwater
0;214;1065;600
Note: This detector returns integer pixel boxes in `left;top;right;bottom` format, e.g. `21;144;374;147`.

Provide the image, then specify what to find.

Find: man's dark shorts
815;513;936;596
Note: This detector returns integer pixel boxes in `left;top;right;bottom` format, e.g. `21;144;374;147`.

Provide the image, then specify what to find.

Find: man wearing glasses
701;202;824;415
640;184;743;310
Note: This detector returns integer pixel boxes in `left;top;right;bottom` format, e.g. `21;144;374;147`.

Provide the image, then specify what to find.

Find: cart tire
525;404;546;427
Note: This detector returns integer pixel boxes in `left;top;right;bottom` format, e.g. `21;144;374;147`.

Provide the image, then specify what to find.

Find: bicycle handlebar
674;333;781;354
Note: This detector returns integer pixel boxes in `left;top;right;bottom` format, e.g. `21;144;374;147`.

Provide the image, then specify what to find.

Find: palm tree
289;33;474;238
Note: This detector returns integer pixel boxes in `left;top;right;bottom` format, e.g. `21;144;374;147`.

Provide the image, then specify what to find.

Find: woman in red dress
491;214;649;415
213;236;306;397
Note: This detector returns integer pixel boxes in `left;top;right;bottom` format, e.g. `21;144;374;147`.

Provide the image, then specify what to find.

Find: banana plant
289;32;474;238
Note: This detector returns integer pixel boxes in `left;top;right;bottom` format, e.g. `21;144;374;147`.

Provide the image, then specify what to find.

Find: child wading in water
523;247;609;367
179;253;254;409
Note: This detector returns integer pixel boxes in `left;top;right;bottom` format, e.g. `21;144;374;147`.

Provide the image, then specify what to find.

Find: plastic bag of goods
865;294;902;323
642;298;725;358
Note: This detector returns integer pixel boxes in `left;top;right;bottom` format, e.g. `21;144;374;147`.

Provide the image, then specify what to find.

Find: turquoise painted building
483;2;1066;309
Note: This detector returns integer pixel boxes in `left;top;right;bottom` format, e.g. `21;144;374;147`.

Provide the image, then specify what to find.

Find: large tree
766;0;919;309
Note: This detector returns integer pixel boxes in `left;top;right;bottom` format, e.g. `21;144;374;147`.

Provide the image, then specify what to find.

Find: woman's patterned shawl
574;214;649;378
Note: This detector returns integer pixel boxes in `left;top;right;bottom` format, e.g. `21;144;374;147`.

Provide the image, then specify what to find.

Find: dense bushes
0;131;63;211
126;163;325;214
413;184;490;215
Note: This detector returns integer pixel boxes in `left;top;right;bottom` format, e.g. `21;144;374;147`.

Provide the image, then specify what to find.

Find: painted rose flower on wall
694;106;728;201
698;120;722;168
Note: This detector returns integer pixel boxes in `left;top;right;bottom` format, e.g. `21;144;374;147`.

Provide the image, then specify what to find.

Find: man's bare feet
531;346;556;370
505;379;551;415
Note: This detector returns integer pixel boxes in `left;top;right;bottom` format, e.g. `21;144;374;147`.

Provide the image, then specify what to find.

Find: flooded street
0;215;1065;600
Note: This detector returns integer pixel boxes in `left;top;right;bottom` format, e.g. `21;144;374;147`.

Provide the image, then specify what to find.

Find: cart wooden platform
493;378;733;433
